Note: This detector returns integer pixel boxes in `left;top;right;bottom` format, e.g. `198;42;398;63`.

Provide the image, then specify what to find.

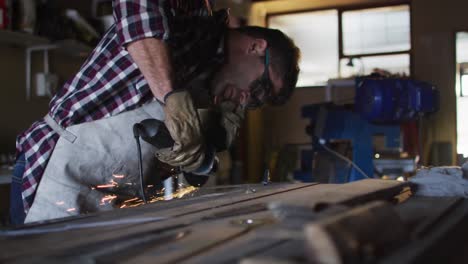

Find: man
10;0;300;224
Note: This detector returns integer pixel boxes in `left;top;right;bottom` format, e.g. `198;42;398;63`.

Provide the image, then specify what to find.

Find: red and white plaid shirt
16;0;226;212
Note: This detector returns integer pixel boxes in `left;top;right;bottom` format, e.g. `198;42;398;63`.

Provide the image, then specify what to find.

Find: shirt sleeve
113;0;171;46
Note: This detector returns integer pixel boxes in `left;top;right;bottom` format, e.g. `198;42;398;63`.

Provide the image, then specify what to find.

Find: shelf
0;30;50;47
0;30;94;101
0;30;92;57
55;39;93;58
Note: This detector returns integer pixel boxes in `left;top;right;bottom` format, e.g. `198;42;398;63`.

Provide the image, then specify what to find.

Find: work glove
218;101;245;149
156;90;205;172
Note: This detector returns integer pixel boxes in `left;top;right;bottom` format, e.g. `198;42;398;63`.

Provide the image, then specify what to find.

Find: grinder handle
133;119;174;149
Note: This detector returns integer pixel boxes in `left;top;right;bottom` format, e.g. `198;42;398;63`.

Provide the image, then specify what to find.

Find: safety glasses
245;48;272;109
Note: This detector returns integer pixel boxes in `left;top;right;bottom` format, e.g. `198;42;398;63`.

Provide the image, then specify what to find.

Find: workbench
1;179;467;263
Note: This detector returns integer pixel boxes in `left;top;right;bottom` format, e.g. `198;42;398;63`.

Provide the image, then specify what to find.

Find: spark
67;208;76;212
147;185;154;188
55;201;65;206
101;195;117;204
123;197;139;203
95;178;120;189
118;186;199;208
172;186;198;199
120;201;146;208
113;174;125;178
96;184;116;189
148;197;165;203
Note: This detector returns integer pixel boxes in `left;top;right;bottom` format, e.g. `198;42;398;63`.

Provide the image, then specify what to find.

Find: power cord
317;138;372;179
133;124;148;204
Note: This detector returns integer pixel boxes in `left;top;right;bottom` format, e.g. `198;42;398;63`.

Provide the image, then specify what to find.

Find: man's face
211;35;282;109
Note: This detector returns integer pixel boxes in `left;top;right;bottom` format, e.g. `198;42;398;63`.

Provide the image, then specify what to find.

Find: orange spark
101;195;117;203
118;186;198;208
173;186;198;199
123;197;139;203
96;184;116;189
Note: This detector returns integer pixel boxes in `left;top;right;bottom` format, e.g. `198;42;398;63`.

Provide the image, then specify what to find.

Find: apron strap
44;114;77;143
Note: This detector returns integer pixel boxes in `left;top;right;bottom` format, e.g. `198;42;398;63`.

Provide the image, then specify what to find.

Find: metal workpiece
1;180;467;264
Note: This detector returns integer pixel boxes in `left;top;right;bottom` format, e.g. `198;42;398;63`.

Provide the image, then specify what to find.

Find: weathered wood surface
381;196;468;264
0;179;413;263
304;201;409;264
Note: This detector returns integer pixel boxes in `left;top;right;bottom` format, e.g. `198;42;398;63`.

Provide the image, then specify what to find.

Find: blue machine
296;77;439;183
355;78;438;123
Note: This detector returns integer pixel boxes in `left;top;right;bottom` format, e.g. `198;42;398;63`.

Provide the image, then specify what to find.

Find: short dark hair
235;26;300;105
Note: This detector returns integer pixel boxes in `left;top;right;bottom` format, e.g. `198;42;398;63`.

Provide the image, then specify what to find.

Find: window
342;6;410;55
456;32;468;158
268;10;339;87
267;4;411;87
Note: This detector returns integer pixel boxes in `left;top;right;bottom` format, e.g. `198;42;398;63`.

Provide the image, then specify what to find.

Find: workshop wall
412;0;468;165
0;0;93;154
0;46;83;154
0;47;43;154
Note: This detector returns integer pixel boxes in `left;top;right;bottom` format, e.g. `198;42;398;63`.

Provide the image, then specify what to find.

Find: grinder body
133;114;227;184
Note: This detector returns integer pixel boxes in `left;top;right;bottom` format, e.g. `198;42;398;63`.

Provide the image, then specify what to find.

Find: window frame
459;62;468;97
266;0;413;84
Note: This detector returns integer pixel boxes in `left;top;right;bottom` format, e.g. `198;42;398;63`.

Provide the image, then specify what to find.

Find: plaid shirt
16;0;227;212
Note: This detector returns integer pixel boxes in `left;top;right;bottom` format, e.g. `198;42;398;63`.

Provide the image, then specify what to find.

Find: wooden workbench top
1;179;466;264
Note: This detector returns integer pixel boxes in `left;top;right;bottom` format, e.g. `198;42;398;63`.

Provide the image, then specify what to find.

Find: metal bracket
25;44;58;101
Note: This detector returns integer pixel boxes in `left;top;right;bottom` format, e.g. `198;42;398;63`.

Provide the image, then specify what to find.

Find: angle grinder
133;113;227;202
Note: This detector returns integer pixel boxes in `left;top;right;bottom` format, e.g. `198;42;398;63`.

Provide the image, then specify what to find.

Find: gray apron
25;100;165;223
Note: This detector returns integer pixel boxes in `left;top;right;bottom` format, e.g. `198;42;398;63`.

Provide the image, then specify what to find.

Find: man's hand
127;38;204;172
219;101;245;149
157;90;205;172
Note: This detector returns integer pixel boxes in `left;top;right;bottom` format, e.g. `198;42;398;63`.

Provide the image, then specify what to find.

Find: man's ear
248;38;267;55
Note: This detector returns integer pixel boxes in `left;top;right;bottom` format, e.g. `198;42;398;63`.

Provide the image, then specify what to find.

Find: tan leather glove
157;90;205;172
218;101;245;149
